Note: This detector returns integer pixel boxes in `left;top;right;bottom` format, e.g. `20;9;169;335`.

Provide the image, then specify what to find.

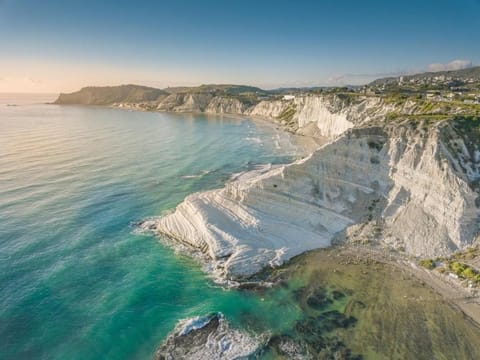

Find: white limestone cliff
142;95;480;280
205;97;247;114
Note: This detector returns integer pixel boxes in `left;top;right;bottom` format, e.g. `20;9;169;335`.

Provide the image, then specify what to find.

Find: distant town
360;66;480;104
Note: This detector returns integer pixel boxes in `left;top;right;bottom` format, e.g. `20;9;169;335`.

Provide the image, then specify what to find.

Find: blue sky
1;0;479;92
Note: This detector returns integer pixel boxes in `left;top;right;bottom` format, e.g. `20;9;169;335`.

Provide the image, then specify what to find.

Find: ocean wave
244;137;262;144
180;169;213;179
177;314;217;336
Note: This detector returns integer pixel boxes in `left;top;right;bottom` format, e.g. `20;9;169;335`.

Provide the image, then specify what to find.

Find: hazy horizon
2;0;480;93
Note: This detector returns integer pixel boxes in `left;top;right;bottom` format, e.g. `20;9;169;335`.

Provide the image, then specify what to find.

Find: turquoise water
0;96;304;359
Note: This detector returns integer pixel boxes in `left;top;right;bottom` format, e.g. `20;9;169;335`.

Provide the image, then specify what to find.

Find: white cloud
427;59;473;72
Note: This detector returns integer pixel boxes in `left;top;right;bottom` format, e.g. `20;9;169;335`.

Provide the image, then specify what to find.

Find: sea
0;94;305;359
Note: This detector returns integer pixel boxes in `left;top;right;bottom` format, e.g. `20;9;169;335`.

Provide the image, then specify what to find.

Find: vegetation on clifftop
419;246;480;286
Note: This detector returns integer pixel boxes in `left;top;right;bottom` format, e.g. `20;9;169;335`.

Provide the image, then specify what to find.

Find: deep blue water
0;96;304;359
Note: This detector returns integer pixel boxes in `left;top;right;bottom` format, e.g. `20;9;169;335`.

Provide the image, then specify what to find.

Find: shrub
419;259;436;270
449;261;480;283
463;267;476;279
450;261;466;274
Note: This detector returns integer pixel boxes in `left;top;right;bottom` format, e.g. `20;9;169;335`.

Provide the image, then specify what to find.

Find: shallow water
0;96;304;359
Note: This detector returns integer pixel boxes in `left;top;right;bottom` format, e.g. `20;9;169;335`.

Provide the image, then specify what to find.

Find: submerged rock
306;288;333;310
263;335;310;359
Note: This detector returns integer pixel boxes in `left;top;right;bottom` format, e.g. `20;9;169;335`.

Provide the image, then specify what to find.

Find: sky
1;0;479;93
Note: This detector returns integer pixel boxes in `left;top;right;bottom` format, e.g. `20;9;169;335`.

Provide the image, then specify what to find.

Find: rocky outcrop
156;314;260;360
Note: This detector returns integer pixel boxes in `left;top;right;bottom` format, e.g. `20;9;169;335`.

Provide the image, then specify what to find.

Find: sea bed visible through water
1;94;479;359
157;245;480;359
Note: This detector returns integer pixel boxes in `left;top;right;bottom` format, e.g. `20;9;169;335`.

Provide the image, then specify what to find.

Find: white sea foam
177;314;216;336
244;136;262;144
180;170;212;179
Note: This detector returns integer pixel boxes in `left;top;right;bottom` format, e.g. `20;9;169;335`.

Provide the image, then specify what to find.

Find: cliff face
139;94;480;280
205;97;247;114
372;123;479;255
156;93;214;112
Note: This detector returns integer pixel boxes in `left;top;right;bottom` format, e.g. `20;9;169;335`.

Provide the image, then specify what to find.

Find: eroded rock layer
141;95;480;280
